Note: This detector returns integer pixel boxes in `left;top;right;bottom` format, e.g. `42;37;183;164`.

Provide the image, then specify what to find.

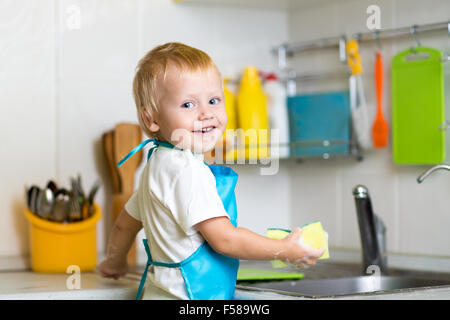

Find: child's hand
98;257;128;280
282;227;325;268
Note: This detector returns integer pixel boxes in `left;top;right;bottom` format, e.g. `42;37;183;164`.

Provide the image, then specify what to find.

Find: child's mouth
192;126;216;135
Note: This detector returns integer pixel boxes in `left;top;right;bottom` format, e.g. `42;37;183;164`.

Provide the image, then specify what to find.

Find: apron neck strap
117;138;177;168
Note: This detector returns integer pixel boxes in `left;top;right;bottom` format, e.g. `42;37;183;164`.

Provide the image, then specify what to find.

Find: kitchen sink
237;275;450;298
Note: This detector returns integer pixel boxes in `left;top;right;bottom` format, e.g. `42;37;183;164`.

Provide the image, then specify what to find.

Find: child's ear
141;110;160;133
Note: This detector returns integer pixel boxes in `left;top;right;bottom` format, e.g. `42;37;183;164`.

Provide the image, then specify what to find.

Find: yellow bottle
224;78;237;130
236;66;270;160
223;78;237;162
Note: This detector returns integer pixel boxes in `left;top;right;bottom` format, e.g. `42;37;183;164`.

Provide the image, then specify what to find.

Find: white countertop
2;249;450;300
1;268;450;300
0;271;138;300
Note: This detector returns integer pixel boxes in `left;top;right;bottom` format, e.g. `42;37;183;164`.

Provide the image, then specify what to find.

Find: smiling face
145;63;227;154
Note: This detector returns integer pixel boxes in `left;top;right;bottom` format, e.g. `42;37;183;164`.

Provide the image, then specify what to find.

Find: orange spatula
372;51;389;148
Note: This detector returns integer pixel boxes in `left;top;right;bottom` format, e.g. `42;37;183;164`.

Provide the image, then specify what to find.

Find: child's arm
98;208;142;279
196;217;324;267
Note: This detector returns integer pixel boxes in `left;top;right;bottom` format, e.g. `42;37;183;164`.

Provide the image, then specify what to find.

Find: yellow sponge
265;228;291;268
266;221;329;268
300;221;329;259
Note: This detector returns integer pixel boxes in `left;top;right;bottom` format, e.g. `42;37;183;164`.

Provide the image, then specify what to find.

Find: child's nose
198;103;213;120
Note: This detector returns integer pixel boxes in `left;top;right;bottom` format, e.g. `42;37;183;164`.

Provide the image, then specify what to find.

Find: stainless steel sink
237;276;450;298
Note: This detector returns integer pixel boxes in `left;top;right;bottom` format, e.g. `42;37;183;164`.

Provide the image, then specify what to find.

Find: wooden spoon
102;131;121;194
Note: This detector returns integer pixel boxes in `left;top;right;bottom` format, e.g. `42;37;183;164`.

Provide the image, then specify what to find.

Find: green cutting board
236;268;304;282
392;47;446;164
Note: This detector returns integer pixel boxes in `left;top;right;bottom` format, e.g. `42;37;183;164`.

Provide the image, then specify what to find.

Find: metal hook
277;44;287;70
339;35;347;62
441;21;450;62
410;24;421;52
446;21;450;61
439;120;450;132
373;30;382;51
448;20;450;40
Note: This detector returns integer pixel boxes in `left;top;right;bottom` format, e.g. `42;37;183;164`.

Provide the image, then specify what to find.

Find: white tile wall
290;160;341;243
58;0;140;253
140;0;287;79
397;166;450;255
0;0;56;256
231;162;291;235
1;0;449;266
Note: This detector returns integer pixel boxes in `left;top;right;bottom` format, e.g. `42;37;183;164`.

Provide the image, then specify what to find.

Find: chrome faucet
352;185;388;276
417;164;450;183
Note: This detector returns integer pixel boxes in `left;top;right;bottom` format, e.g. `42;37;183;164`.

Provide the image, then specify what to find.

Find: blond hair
132;42;219;139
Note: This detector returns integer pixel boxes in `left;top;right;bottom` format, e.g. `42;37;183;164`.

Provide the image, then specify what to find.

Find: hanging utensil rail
273;20;450;60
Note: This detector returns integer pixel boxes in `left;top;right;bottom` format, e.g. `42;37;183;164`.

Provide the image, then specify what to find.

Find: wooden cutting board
392;47;445;164
114;123;143;195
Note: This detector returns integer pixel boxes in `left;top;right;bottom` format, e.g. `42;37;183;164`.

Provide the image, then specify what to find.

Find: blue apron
117;138;239;300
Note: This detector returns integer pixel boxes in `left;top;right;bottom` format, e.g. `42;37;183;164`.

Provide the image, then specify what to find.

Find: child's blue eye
182;102;194;109
209;98;220;105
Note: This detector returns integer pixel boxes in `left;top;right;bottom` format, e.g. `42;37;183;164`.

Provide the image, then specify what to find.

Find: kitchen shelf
204;139;363;164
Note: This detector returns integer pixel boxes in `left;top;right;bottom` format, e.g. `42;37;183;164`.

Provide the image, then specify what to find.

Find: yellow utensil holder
24;203;101;273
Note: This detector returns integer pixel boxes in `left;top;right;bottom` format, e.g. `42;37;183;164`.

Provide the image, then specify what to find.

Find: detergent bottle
236;66;270;160
264;73;290;159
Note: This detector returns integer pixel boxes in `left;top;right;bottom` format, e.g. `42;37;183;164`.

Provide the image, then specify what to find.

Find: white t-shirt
125;145;229;300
